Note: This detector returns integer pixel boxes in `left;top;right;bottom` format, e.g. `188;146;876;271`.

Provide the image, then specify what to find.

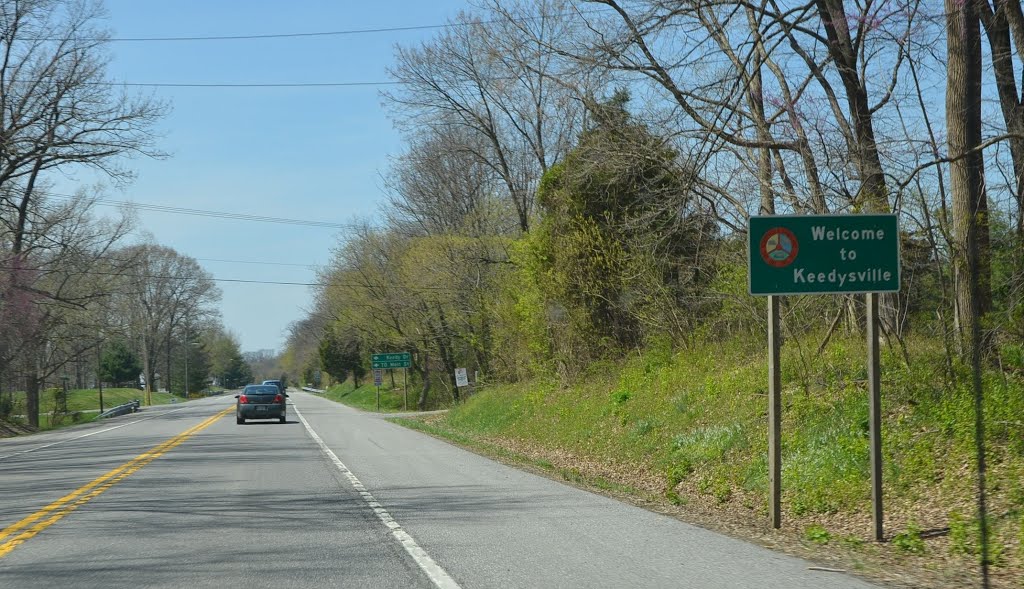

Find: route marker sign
454;368;468;388
748;214;900;295
372;352;411;369
373;369;383;387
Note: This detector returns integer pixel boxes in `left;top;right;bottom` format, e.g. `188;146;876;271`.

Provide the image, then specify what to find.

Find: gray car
235;384;288;424
261;379;285;394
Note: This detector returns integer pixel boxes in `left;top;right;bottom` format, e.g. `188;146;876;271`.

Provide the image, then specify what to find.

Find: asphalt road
0;392;880;588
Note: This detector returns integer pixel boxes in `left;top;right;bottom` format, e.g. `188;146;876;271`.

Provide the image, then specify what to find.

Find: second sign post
371;352;412;411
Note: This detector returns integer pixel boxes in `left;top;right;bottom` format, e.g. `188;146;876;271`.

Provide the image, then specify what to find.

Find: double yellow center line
0;406;232;558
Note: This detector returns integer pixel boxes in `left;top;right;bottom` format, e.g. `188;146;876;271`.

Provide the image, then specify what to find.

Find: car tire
279;414;286;424
236;416;244;425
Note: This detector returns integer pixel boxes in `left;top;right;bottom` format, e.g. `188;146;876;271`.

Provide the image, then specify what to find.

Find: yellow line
0;407;232;558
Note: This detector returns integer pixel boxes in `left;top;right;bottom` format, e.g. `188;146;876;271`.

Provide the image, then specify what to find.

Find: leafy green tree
184;343;210;394
319;331;366;388
222;353;253;389
99;341;142;387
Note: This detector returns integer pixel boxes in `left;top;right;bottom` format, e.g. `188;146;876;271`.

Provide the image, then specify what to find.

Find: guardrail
301;386;324;393
98;399;140;419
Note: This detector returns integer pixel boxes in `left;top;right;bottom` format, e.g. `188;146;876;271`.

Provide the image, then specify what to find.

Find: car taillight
273;394;283;403
239;394;249;404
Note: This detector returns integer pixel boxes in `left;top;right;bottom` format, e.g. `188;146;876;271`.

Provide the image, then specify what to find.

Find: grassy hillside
323;381;414;413
397;335;1024;588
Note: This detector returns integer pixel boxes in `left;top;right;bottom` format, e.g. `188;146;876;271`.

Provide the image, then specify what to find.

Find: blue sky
64;0;474;352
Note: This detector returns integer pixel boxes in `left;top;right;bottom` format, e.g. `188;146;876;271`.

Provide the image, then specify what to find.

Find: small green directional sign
371;352;411;369
748;214;900;295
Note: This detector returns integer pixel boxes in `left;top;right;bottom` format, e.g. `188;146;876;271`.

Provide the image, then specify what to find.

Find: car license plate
256;406;266;413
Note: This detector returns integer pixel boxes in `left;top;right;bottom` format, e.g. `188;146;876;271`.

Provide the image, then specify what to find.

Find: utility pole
183;325;189;398
97;344;104;413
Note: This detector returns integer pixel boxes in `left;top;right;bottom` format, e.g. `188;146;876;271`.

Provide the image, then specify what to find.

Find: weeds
891;523;926;555
804;524;831;545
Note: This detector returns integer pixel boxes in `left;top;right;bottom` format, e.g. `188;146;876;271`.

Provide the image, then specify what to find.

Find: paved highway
0;392;879;588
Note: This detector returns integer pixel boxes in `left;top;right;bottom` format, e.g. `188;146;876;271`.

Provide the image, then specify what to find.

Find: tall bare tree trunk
948;5;992;584
948;0;992;357
814;0;889;213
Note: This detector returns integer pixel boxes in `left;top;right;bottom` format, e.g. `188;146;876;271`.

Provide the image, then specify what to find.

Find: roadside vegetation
401;335;1024;587
0;387;181;434
322;380;417;413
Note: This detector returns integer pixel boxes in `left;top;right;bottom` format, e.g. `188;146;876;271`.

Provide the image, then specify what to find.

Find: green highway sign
371;352;411;369
748;214;900;295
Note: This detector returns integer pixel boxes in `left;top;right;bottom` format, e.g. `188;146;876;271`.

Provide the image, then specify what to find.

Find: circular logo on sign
759;227;798;268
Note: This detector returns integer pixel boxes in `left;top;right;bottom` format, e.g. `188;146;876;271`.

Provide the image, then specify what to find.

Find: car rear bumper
237;404;285;419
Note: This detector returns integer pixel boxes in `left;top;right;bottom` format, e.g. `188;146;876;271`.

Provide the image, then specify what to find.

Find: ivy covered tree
523;90;715;368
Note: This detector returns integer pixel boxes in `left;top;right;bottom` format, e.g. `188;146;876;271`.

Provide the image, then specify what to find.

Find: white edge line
0;401;212;462
293;404;462;589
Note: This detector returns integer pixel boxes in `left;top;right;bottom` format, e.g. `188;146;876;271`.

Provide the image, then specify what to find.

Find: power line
43;192;362;230
91;81;400;88
195;257;320;269
54;9;610;43
0;265;457;292
104;23;454;42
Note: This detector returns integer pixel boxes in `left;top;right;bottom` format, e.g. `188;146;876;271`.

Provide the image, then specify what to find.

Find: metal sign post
749;214;900;538
373;369;383;412
768;295;782;529
454;368;469;404
867;293;883;541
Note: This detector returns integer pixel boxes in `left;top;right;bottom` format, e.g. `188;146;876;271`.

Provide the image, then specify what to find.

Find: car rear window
245;386;279;394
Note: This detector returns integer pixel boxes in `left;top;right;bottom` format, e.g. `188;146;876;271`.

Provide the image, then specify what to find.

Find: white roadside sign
454;368;469;388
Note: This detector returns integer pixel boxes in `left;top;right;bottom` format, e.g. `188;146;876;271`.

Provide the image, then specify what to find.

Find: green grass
38;388;178;414
395;333;1024;573
2;388;182;432
322;381;413;412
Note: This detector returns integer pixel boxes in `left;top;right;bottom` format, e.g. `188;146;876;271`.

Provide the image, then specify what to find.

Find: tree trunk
948;0;991;359
434;306;460;402
166;332;173;395
981;0;1024;238
815;0;889;213
417;351;431;411
25;374;40;428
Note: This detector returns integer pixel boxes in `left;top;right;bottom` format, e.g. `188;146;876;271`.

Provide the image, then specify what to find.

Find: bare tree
0;193;135;425
0;0;166;255
386;0;589;232
384;125;510;237
119;244;219;404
